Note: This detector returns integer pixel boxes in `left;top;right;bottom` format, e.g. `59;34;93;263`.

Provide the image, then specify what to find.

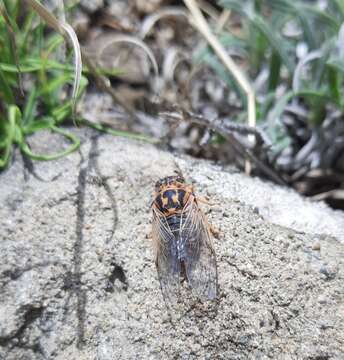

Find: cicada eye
173;170;184;182
177;176;185;183
155;179;163;191
173;175;185;185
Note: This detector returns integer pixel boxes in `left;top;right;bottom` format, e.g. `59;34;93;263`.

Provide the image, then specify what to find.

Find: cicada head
154;175;185;193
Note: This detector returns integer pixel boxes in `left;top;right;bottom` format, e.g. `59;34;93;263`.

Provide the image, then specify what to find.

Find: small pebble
320;264;337;280
317;295;327;304
312;242;321;251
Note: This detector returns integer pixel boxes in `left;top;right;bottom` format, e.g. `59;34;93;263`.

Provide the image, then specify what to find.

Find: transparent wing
152;207;181;305
180;197;218;300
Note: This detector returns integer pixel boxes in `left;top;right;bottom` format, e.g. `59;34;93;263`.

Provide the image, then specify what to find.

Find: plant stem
183;0;256;173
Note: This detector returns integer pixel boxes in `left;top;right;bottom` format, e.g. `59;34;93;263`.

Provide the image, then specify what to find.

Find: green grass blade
327;66;341;104
333;0;344;19
326;57;344;74
25;0;82;119
23;118;55;135
79;119;157;144
0;106;17;168
20;125;80;161
218;0;245;15
268;90;294;125
268;51;281;91
0;65;15;103
219;1;294;73
22;86;38;125
250;13;294;73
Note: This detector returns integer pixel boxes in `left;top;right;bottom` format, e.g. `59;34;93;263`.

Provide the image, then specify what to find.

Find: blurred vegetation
0;0;343;206
197;0;344;151
0;0;151;169
0;0;89;168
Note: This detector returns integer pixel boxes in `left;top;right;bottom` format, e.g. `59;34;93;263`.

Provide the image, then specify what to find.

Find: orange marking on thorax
172;192;179;206
153;183;194;217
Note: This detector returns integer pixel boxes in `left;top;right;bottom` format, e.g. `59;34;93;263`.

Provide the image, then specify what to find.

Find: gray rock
79;0;104;13
0;129;343;359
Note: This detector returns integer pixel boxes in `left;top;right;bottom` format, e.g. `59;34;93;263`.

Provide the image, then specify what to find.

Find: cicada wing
181;200;218;300
152;208;181;305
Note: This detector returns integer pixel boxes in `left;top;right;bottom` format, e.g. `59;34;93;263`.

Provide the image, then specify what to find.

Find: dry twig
158;105;287;186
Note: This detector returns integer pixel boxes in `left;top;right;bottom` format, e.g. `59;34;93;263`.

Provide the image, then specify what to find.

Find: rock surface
0;129;343;360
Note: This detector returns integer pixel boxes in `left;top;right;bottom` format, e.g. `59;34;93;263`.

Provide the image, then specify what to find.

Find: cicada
151;175;217;304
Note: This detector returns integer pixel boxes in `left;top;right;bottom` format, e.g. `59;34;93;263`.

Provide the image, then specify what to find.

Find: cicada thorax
154;187;191;217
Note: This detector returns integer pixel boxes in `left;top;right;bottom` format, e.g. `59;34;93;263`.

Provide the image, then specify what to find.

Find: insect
151;174;217;304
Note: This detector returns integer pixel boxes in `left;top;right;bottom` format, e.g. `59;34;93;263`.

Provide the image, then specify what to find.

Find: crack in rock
0;305;44;346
